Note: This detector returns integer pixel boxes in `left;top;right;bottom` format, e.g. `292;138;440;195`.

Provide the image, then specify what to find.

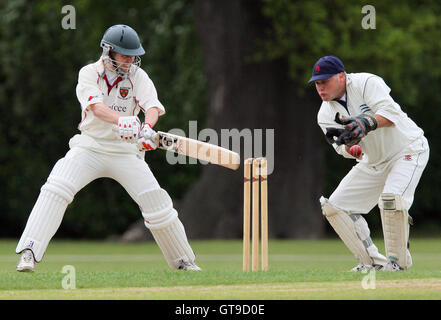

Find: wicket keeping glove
334;112;377;145
325;127;345;145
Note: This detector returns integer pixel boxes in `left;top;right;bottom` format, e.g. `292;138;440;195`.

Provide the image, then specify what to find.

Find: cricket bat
154;131;240;170
113;126;240;170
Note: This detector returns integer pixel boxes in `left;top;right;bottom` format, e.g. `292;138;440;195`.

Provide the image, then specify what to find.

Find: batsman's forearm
89;103;120;124
144;107;160;127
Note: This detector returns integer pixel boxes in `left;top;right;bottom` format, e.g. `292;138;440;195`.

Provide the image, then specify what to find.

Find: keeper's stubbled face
314;73;344;101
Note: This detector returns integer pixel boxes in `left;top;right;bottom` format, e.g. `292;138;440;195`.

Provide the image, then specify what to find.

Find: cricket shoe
17;249;35;272
177;258;202;271
349;263;384;272
382;261;404;271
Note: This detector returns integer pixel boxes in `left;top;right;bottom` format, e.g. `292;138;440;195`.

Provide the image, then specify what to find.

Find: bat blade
155;131;240;170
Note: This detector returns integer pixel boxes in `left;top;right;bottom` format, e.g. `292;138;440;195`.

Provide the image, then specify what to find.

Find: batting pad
320;197;386;266
16;177;75;262
379;193;411;269
139;189;196;269
16;155;87;262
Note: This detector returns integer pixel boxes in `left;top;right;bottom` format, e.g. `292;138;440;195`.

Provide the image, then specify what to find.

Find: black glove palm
325;127;361;146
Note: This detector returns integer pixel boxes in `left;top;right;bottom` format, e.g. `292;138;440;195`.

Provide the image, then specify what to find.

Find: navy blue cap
308;56;345;83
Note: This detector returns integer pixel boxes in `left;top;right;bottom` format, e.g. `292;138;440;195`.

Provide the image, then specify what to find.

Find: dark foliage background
0;0;439;239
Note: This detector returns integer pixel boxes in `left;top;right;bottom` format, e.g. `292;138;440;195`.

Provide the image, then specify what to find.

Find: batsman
309;56;429;271
16;25;200;272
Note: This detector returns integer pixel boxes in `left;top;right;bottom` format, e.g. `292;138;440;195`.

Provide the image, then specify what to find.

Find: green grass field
0;238;440;300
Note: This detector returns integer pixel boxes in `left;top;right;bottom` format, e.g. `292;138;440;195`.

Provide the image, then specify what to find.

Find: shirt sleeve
134;70;166;116
363;76;401;124
76;66;104;110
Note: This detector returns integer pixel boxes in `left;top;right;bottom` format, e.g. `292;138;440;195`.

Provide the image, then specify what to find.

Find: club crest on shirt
404;155;412;161
119;87;131;100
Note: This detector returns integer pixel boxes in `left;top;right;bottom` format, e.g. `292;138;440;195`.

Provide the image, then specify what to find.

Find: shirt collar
105;69;118;84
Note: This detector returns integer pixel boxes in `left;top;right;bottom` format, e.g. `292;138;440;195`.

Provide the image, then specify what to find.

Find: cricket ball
349;145;362;158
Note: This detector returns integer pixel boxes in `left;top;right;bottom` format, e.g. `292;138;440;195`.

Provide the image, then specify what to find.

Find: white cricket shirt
71;58;165;154
317;73;424;167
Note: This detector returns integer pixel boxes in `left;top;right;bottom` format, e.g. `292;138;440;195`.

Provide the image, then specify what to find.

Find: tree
0;0;207;238
257;0;441;232
178;0;325;238
178;0;441;238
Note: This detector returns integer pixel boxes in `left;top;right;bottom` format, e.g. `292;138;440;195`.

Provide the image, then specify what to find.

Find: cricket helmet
100;24;145;56
100;24;145;76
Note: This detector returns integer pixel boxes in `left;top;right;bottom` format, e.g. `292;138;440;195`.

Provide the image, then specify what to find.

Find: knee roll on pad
41;156;91;204
320;198;340;218
41;176;76;204
379;193;411;269
379;193;407;211
138;188;178;230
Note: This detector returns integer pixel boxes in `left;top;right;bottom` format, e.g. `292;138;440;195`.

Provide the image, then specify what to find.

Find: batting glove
117;116;141;143
137;123;157;152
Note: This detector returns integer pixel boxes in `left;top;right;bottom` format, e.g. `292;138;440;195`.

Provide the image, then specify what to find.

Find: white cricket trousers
16;146;196;268
327;136;429;264
329;136;429;213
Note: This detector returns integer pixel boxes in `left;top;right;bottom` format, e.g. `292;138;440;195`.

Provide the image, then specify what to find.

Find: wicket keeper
310;56;429;271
